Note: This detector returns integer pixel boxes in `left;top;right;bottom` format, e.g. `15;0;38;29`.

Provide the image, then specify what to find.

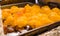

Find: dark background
1;0;36;5
1;0;60;8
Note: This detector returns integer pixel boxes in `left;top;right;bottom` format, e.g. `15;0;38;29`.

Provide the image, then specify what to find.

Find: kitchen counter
38;26;60;36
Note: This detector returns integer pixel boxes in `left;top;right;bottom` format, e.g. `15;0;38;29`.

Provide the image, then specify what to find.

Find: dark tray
1;2;60;36
20;21;60;36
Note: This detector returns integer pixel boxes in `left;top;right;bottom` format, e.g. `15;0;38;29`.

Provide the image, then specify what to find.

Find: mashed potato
2;4;60;29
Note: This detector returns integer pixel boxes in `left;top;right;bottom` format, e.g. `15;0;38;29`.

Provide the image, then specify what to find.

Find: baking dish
1;2;60;36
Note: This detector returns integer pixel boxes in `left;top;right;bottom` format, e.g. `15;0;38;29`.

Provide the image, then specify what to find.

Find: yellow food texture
2;4;60;28
41;6;52;14
13;15;28;28
48;12;60;21
10;6;20;14
52;8;60;15
3;15;14;26
2;9;11;19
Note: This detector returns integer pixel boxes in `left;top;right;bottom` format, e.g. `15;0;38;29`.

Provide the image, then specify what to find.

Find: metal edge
1;2;33;8
20;21;60;36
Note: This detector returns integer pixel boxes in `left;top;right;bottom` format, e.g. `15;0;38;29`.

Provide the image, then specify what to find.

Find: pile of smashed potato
2;4;60;34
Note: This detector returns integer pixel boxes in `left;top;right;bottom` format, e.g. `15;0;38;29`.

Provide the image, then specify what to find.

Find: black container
1;2;60;36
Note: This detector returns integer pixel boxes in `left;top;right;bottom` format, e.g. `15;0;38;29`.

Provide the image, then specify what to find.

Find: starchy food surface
2;4;60;34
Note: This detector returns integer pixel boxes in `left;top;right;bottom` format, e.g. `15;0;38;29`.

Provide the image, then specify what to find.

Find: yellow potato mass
52;8;60;15
2;4;60;29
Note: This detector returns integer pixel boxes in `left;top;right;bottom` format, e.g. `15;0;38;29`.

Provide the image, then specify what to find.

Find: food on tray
52;8;60;15
41;6;52;14
2;4;60;34
48;12;60;21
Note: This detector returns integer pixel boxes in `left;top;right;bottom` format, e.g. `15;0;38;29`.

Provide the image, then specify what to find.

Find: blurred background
1;0;60;5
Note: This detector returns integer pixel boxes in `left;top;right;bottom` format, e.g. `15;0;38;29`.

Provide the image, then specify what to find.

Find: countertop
38;26;60;36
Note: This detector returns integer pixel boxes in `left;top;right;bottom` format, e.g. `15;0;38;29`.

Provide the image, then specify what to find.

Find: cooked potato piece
52;8;60;15
10;6;19;14
14;16;28;28
52;8;60;13
28;13;52;28
24;4;31;13
3;15;14;26
41;6;52;14
48;12;60;21
31;5;41;14
2;9;11;19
